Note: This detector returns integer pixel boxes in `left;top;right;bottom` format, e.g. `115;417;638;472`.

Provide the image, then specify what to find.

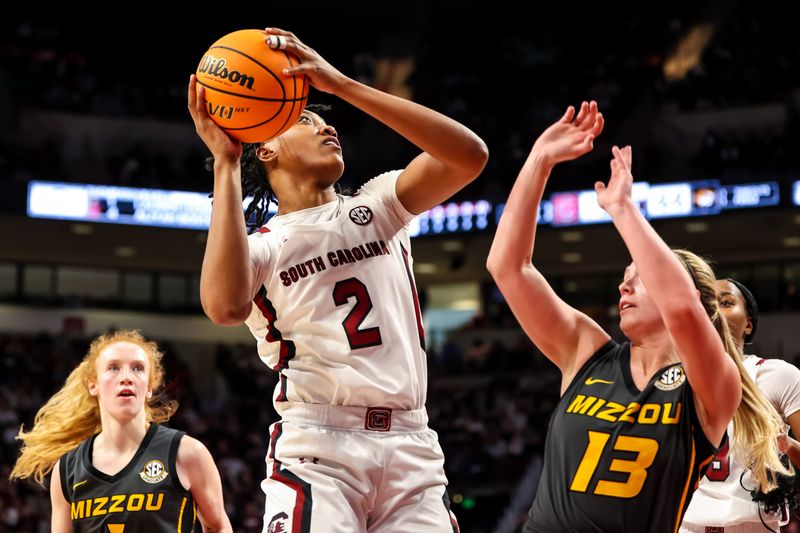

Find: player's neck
277;186;338;215
95;414;149;453
735;340;745;356
629;334;679;377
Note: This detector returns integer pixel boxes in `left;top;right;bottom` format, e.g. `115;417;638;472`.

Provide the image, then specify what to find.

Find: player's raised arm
188;75;255;326
264;27;489;215
487;102;609;384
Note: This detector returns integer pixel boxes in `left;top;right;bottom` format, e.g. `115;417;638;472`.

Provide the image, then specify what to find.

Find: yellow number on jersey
570;430;659;498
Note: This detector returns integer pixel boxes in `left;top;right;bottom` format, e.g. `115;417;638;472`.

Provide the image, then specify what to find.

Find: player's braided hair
205;104;333;231
742;454;800;532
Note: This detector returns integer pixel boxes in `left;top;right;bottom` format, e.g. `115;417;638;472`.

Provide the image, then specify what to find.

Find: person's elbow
202;300;251;326
486;242;523;279
486;253;503;279
462;137;489;182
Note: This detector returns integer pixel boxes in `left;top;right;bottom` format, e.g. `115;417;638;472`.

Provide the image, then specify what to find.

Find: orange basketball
195;29;309;143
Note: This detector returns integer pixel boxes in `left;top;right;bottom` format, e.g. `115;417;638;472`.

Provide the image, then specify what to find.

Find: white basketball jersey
682;355;800;527
244;170;428;411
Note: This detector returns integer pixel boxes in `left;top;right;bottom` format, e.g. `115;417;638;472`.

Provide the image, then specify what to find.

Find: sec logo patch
655;366;686;391
349;206;373;225
139;459;168;484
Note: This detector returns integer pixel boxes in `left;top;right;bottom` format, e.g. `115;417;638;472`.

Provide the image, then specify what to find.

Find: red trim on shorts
267;422;312;533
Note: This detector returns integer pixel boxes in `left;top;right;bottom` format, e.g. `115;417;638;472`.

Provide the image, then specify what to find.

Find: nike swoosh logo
72;480;88;490
585;378;614;385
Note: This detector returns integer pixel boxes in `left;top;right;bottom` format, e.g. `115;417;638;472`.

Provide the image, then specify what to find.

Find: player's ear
256;143;277;164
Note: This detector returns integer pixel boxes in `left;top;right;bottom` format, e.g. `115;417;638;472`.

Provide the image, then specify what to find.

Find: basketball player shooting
187;26;487;532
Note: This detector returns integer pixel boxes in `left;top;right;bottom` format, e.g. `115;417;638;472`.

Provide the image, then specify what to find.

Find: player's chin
321;157;345;178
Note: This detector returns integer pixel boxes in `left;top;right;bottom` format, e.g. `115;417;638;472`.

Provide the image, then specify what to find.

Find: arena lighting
496;180;780;228
27;181;274;230
28;179;781;234
793;180;800;206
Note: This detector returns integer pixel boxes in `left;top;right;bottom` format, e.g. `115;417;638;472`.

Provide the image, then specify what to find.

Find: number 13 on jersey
570;430;659;498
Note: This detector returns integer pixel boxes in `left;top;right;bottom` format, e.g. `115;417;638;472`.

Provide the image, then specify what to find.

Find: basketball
195;29;309;143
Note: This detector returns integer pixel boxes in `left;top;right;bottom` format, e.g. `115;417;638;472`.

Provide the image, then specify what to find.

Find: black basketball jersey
525;341;720;533
59;424;196;532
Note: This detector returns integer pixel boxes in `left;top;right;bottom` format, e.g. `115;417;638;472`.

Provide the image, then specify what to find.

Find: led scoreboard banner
27;181;274;230
794;180;800;206
27;178;787;235
496;179;782;228
408;200;491;237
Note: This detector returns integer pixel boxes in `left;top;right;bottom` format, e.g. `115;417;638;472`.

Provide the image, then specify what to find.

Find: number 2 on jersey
333;278;383;349
570;430;659;498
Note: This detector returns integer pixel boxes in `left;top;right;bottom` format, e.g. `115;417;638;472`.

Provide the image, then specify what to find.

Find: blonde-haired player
11;330;231;533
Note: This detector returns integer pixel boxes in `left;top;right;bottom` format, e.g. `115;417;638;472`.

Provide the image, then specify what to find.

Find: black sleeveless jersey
525;341;721;533
59;424;196;532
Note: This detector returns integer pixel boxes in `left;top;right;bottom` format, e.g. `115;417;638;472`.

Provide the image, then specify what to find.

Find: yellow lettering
109;494;126;513
662;402;682;424
586;398;607;416
637;404;661;424
70;500;85;520
567;395;596;414
618;402;641;423
596;402;625;422
93;496;109;516
127;493;144;511
107;525;125;533
145;493;164;511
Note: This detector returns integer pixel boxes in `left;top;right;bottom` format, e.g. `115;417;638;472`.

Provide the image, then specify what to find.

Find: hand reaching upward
532;100;604;168
596;145;633;216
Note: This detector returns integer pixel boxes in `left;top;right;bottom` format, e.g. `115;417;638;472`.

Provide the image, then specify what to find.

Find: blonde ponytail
674;250;792;492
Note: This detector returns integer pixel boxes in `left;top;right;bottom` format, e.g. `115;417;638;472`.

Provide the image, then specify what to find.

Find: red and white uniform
246;170;427;411
246;171;458;533
680;355;800;532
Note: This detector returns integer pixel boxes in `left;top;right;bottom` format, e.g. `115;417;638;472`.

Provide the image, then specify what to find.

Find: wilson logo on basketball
349;206;373;225
197;55;255;90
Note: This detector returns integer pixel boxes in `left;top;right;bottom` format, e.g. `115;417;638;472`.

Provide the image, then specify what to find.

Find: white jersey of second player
681;354;800;528
244;170;427;411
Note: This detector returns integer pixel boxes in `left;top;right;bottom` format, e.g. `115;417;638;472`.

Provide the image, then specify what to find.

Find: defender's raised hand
531;100;604;168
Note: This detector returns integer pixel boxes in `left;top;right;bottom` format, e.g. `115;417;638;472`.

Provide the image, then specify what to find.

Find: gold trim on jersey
177;497;187;532
674;435;696;533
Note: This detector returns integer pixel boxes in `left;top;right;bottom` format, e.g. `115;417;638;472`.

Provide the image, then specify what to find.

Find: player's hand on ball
187;74;242;165
265;28;347;95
